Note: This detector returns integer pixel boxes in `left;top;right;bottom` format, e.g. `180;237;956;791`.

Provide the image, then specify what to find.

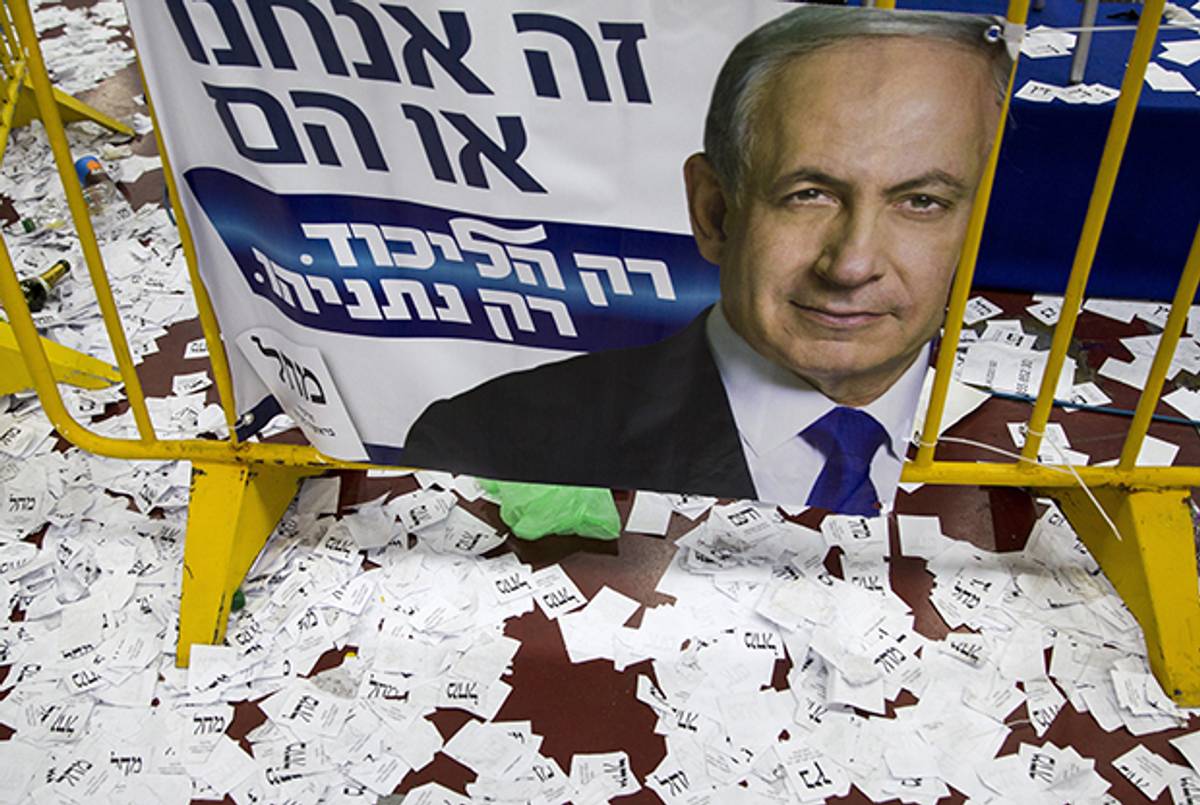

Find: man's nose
814;207;885;288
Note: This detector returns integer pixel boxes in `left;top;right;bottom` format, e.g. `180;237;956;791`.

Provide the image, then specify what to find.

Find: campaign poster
128;2;1013;512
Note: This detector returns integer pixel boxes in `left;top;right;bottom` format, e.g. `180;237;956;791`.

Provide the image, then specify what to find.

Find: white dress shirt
705;305;928;508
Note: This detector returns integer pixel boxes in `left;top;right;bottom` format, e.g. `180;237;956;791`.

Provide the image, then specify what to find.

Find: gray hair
704;5;1014;196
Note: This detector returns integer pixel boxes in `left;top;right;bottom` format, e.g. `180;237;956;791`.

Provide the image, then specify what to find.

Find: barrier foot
1047;486;1200;705
11;79;134;137
0;321;119;394
176;461;318;667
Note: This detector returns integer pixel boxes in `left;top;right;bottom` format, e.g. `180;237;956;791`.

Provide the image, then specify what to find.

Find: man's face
693;37;999;405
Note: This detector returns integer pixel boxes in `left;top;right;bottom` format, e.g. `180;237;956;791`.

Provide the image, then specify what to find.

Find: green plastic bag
479;479;620;540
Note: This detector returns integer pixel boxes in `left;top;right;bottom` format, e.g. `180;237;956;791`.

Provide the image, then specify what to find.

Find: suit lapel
654;311;757;500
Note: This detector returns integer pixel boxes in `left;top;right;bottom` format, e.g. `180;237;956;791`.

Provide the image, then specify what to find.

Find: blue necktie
801;407;889;516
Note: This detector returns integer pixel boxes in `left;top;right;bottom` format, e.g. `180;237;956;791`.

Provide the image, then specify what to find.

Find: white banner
128;1;1009;511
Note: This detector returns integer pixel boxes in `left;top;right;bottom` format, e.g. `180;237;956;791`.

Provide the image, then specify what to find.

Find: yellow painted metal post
0;56;27;165
914;0;1030;466
6;0;152;439
176;461;319;666
1049;486;1200;705
0;2;18;75
0;321;118;394
1021;0;1165;463
138;60;242;444
1119;221;1200;468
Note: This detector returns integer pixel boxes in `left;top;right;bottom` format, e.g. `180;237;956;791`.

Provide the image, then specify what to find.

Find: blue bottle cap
74;155;103;185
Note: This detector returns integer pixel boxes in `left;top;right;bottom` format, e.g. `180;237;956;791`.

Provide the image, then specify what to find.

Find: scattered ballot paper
625;491;674;536
1021;25;1076;58
0;40;1195;794
531;564;587;620
1160;38;1200;67
1007;422;1089;464
1172;731;1200;773
1112;744;1177;800
171;370;211;396
1145;61;1197;92
963;295;1003;325
958;342;1075;398
1015;79;1120;104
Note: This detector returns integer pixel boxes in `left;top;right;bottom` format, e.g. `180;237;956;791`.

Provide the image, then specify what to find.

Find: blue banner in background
185;167;719;353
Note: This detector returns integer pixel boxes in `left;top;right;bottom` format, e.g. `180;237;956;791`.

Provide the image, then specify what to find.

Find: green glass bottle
18;258;70;313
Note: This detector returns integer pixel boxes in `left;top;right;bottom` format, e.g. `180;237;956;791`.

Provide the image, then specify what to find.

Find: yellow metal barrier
908;0;1200;704
0;0;1196;698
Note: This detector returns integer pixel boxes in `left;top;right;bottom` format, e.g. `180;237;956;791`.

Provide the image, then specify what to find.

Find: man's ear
684;153;730;266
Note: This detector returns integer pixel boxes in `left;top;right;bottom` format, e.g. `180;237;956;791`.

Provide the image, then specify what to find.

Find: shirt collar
705;304;928;459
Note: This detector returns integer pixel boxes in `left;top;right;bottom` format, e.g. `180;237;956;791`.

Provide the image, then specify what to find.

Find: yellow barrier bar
902;460;1200;489
7;0;156;440
1021;0;1165;463
1119;222;1200;469
0;55;26;163
1050;487;1200;705
874;0;897;9
0;321;120;394
0;3;20;76
914;0;1030;467
139;61;242;446
176;461;319;665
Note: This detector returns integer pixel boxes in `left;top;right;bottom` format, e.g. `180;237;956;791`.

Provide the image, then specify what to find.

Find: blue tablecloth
863;0;1200;300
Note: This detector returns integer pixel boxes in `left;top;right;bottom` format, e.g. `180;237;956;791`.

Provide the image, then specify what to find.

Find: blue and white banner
131;1;1005;511
128;0;786;463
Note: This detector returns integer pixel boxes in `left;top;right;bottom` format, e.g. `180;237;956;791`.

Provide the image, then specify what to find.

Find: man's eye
787;188;833;204
901;194;948;213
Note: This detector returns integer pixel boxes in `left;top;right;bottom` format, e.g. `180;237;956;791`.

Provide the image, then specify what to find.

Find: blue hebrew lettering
332;0;400;82
290;91;387;171
440;112;545;193
249;0;349;75
400;104;455;183
204;84;303;164
600;22;651;103
165;0;208;63
166;0;259;66
513;13;610;102
382;7;492;94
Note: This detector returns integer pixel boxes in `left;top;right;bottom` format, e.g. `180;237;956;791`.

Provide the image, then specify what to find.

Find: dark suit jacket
402;310;757;498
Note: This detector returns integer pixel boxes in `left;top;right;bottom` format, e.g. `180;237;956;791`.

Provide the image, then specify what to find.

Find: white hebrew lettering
301;223;355;266
432;283;470;324
255;248;320;313
507;245;564;289
528;297;578;337
349;223;392;266
380;225;436;269
479;289;534;341
451;217;548;280
379;279;436;320
306;275;341;305
574;253;630;306
343;278;382;319
479;289;577;341
626;257;676;300
428;231;462;261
